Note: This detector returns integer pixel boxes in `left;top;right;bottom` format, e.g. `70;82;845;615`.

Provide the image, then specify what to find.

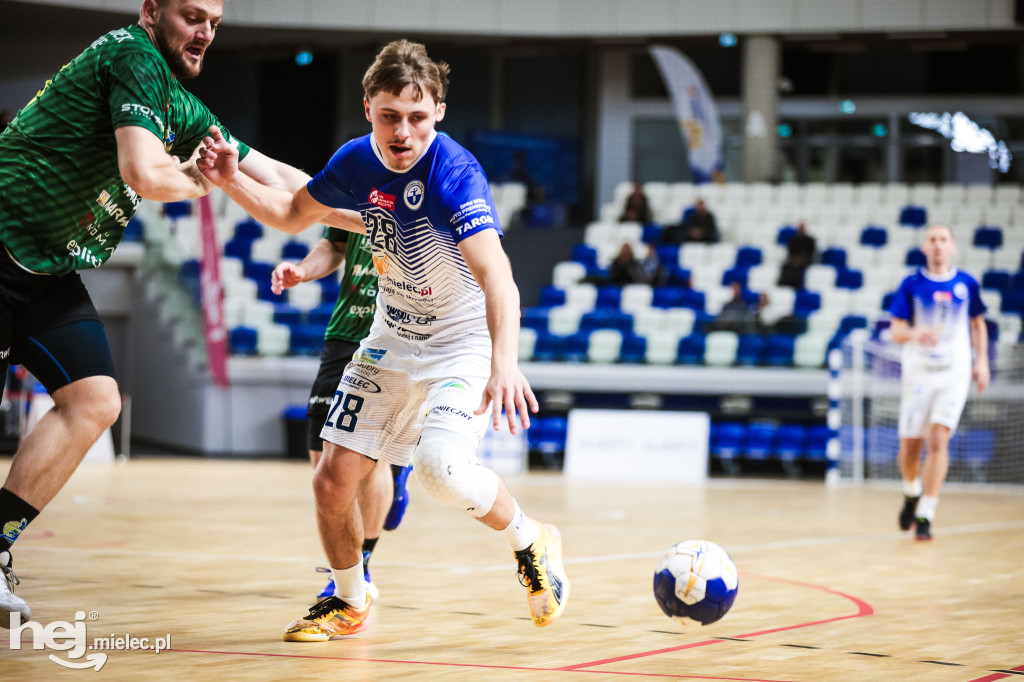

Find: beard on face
152;21;203;79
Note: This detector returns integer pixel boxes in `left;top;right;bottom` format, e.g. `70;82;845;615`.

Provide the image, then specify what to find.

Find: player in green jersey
271;229;414;603
0;0;360;624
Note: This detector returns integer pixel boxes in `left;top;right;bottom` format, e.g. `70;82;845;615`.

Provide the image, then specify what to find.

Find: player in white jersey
888;224;989;540
198;40;568;639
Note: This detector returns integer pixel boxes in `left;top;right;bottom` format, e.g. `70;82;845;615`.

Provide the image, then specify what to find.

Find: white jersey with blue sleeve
306;131;502;341
888;268;985;373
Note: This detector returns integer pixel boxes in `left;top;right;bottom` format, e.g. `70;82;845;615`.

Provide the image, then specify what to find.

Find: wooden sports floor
0;457;1021;681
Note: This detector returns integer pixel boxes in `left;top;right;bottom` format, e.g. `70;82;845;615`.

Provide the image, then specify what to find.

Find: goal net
837;328;1024;485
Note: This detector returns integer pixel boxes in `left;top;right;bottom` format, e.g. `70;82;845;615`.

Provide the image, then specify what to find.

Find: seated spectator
608;243;646;285
709;281;761;334
661;197;718;245
777;220;816;289
619;182;652;224
636;244;667;287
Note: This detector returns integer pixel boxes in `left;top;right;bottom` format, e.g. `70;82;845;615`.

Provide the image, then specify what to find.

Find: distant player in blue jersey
888;224;989;541
198;40;568;640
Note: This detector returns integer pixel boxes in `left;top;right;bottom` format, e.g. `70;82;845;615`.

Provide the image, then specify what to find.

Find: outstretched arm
116;126;211;201
197;126;331;234
272;238;346;295
459;229;538;434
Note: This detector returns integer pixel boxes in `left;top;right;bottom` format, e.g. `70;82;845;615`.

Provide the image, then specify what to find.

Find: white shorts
898;366;971;438
319;324;492;466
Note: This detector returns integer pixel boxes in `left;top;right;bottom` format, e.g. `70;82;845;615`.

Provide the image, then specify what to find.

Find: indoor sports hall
1;1;1022;680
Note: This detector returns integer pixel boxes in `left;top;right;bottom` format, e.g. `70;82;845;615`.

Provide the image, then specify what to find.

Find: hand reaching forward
271;262;307;295
196;125;239;187
474;364;539;435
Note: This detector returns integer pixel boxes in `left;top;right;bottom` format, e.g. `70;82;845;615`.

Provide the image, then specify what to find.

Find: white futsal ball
653;539;738;626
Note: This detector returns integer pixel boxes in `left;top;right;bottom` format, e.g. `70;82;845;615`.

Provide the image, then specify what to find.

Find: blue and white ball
653;539;738;626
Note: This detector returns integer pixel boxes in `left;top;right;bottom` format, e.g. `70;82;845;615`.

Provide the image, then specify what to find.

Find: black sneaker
914;518;932;541
899;496;920;531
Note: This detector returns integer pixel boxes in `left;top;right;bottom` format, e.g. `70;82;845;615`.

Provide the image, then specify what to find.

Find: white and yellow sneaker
514;523;569;627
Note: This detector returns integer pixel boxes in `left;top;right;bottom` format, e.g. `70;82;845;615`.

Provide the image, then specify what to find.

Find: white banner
648;45;724;183
564;409;709;483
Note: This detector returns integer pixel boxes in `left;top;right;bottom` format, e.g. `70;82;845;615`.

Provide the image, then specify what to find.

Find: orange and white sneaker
514;522;569;627
282;594;372;642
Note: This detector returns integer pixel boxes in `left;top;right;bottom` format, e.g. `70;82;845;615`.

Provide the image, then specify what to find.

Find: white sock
501;501;540;551
916;495;938;522
902;477;922;498
331;562;367;608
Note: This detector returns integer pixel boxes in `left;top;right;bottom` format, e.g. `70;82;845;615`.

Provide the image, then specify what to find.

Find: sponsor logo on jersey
439;381;468;391
351;362;380;376
385;305;436;326
368;188;396;211
404;181;425;211
953;282;968;300
933;291;953;303
96;191;110;206
1;518;28;544
65;240;108;268
354;348;388;365
120;103;165;132
348;304;375;318
384;278;432;297
451;198;489;222
454;213;494;236
340;374;382;394
431;405;473;420
373;254;392;275
383;318;431;341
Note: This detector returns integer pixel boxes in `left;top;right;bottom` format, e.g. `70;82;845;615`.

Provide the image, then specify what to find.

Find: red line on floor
556;571;873;672
966;662;1024;682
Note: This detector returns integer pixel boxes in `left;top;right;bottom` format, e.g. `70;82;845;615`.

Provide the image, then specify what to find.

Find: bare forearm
220;173;311;234
297;240;345;282
971;317;988;364
321;208;367;234
483;279;521;367
889;319;913;344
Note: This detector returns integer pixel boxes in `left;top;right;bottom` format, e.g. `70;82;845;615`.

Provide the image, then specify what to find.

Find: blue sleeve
889;277;912;321
967;276;986;318
307;146;357;209
436;164;504;243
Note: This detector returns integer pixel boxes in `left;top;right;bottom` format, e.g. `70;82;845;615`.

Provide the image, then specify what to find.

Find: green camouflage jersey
0;24;249;276
323;227;377;343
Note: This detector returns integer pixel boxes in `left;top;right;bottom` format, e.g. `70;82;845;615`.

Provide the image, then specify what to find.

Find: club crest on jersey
953;282;968;300
368;188;396;211
404;181;425;211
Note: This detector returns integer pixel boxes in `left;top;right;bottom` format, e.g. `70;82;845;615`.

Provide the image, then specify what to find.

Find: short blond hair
362;40;450;104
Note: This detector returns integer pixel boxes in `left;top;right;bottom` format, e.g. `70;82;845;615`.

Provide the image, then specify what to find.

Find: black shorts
0;245;116;395
306;338;361;451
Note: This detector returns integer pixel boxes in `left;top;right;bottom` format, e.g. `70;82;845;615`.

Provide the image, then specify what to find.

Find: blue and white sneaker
314;564;379;604
384;464;413;531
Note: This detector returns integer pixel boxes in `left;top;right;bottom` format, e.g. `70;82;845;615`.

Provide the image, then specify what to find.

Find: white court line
15;518;1024;574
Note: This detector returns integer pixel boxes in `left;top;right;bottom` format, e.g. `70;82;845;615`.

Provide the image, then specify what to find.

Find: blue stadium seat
973;227;1003;250
308;303;335;327
735;334;766;366
273;303;304;326
794;290;822;317
123;216;144;242
244;260;275;282
536;416;568;455
839;315;869;335
586;264;609;282
652;286;685;309
806;425;833;461
255;278;287;303
775;424;807;461
721;267;748;288
571;244;598;268
619;333;647;363
539;285;566;307
531;332;563;362
229;326;258;355
281;240;309;260
820;247;847;270
905;248;926;267
665;266;692;287
881;292;895;311
777;225;796;245
319;277;341;304
713;422;746;458
898;205;927;227
580;310;632;333
735;246;763;268
745;422;778;460
562;332;590;362
982;270;1011;292
595;286;622;310
642;224;664;244
835;269;863;290
679;288;706;312
234;218;263;240
860;226;887;247
521;307;552;334
163;200;192;220
764;334;796;367
224;237;255;262
867;426;899;467
289;324;326;356
656;244;680;267
677;334;706;364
